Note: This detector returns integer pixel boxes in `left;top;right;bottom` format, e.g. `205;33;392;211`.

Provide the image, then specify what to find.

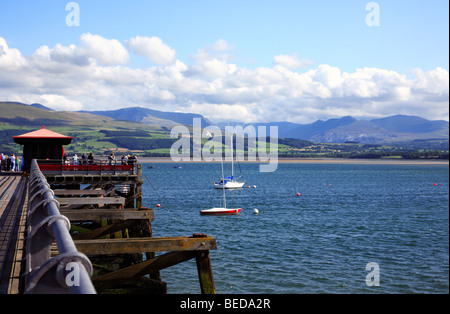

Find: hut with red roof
13;126;73;172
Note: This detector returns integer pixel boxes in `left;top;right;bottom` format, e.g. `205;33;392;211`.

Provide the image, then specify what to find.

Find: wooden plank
53;189;106;196
56;197;125;206
74;236;217;255
92;251;196;290
61;209;154;221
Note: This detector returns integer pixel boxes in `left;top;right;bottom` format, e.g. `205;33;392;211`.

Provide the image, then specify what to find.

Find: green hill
0;102;171;156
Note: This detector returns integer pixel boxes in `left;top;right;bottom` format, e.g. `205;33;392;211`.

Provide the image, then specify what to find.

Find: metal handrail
24;159;96;294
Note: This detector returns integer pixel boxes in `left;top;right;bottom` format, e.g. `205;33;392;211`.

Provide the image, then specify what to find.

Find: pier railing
36;158;137;175
24;159;96;294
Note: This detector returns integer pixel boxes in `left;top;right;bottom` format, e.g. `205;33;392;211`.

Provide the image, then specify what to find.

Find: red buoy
434;183;437;186
157;204;161;207
296;193;301;196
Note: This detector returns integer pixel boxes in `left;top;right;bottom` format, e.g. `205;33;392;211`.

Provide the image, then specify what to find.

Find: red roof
13;126;73;140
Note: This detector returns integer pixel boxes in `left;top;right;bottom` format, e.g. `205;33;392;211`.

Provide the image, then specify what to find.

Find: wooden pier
0;160;217;294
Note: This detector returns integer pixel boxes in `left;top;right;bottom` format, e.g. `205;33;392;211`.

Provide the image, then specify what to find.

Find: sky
0;0;448;124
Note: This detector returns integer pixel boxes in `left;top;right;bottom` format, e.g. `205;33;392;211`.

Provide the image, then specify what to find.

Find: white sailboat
213;135;245;189
201;159;241;215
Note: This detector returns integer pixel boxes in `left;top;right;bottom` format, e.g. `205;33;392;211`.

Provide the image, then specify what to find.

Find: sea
141;161;449;294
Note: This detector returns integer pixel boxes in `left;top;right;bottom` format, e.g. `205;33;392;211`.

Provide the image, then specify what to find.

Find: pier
0;159;217;294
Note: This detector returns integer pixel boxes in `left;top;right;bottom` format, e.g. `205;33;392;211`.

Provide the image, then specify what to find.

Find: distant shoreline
137;157;449;165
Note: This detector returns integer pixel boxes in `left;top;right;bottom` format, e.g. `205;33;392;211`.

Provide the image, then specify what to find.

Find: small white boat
202;158;241;215
212;136;244;189
200;207;241;215
213;177;245;189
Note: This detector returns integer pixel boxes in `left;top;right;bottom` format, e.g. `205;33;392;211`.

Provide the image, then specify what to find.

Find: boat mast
230;133;234;179
221;158;226;208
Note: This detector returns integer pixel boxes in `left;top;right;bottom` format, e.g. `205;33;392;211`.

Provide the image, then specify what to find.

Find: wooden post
135;164;143;208
195;250;216;294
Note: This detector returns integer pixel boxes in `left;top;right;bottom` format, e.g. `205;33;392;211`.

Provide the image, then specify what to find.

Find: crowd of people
0;153;21;172
1;152;138;172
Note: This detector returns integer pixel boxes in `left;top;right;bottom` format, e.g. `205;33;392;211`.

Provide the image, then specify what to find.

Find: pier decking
0;160;217;294
0;173;27;294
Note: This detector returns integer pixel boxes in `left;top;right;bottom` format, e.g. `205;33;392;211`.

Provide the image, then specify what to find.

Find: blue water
141;162;449;294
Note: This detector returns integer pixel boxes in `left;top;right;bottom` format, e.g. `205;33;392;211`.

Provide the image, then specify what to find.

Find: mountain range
225;115;449;144
81;106;448;144
1;101;448;145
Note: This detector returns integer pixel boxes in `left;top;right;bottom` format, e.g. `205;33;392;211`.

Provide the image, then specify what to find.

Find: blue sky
0;0;448;123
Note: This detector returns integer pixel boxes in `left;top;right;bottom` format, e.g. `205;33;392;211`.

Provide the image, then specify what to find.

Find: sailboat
201;159;241;215
213;135;245;189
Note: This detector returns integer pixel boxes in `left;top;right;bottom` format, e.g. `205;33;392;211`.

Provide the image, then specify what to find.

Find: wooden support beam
61;209;154;221
71;219;144;240
57;197;125;206
92;251;196;290
74;236;217;255
44;174;142;186
196;250;216;294
53;189;106;196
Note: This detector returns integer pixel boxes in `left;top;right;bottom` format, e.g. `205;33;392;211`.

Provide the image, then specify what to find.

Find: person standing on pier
88;152;94;164
11;154;16;171
15;155;20;171
108;152;116;165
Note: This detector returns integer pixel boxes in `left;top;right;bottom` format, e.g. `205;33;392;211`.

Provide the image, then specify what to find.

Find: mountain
80;107;213;128
30;103;55;111
370;115;449;134
225;115;448;144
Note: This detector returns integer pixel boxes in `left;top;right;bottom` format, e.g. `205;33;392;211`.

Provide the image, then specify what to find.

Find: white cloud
126;36;176;65
191;58;237;78
274;53;313;69
211;39;235;52
411;67;449;97
79;33;129;65
0;37;28;71
0;35;448;124
38;94;83;111
30;33;129;71
188;102;255;123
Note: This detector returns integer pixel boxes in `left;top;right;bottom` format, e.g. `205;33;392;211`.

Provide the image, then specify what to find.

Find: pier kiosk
13;126;73;173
